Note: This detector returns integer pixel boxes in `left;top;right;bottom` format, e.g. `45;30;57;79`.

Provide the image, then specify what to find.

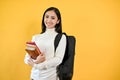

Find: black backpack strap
54;33;63;52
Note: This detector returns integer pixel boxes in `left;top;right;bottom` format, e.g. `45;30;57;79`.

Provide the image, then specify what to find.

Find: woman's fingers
34;54;46;64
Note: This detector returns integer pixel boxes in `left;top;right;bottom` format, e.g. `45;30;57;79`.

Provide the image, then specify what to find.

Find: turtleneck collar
45;28;56;34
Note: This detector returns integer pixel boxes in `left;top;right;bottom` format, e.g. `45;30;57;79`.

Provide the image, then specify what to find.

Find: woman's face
44;10;59;29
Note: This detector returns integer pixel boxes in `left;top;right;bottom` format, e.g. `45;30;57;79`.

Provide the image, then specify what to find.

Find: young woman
24;7;66;80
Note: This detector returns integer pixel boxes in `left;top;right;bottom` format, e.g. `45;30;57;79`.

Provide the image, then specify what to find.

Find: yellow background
0;0;120;80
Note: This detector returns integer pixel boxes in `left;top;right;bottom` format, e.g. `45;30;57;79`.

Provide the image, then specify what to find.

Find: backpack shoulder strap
54;33;63;52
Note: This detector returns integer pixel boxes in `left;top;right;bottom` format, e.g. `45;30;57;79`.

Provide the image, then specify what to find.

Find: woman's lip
46;22;52;26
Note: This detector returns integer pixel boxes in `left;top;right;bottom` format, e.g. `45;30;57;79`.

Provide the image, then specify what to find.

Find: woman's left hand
34;54;46;64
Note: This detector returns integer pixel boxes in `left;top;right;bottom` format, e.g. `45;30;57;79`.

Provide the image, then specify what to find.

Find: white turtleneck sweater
24;28;66;80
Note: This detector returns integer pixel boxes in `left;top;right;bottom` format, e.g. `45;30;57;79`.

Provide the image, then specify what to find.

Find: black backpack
54;33;76;80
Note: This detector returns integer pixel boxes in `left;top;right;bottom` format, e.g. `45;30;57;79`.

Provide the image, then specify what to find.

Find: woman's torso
31;29;58;80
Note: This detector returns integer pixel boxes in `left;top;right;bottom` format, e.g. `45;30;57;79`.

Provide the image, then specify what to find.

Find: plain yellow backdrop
0;0;120;80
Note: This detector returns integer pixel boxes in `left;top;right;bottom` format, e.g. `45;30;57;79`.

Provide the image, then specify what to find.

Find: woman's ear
57;20;60;24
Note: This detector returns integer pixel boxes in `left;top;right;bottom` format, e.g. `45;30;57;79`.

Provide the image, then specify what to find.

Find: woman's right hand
34;54;46;64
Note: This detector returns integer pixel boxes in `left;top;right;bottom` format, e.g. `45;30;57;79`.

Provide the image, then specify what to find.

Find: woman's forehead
45;11;57;16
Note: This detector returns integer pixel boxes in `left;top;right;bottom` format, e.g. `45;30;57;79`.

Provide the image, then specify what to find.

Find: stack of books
25;41;41;59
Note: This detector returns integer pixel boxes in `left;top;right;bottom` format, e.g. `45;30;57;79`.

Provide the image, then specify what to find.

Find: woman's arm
24;53;31;64
33;34;66;69
24;36;45;66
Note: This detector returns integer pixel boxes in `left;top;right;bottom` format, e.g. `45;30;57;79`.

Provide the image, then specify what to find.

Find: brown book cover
25;41;41;59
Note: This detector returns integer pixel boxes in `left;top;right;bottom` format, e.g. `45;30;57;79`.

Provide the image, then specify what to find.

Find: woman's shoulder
32;34;40;37
32;33;44;39
31;33;44;41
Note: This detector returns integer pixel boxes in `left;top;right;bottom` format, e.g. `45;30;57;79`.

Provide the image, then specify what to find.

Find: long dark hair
41;7;62;33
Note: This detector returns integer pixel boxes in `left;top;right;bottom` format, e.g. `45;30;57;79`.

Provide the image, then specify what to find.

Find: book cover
25;41;41;59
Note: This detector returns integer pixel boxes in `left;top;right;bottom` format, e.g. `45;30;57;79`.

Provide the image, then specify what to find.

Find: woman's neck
45;28;56;34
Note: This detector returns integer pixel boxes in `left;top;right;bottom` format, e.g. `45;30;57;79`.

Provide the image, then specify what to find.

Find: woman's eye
45;15;49;18
51;17;55;19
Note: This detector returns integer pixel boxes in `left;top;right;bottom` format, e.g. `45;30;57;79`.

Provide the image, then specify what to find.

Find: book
25;41;41;59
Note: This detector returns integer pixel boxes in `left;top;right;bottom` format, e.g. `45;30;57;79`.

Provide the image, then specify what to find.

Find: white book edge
26;47;35;50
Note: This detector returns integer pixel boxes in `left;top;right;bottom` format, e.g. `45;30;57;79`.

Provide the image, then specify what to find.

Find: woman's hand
34;54;46;64
27;58;34;67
